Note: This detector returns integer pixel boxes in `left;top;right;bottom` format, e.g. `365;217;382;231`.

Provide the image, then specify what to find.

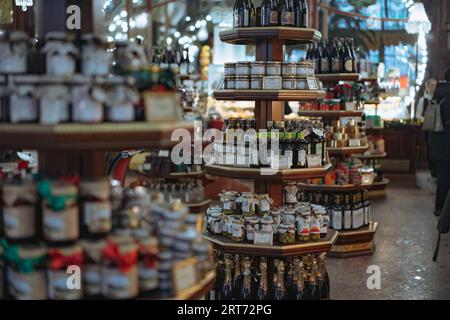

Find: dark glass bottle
293;0;303;28
221;256;234;300
343;194;352;230
296;124;309;168
292;260;308;300
343;39;354;73
330;39;341;73
320;41;331;74
317;255;330;300
331;193;343;231
260;0;279;26
349;38;357;73
240;258;253;300
279;0;294;27
314;43;322;74
285;260;295;296
232;255;242;299
300;0;308;27
273;261;288;300
307;262;320;300
234;0;256;28
257;259;269;300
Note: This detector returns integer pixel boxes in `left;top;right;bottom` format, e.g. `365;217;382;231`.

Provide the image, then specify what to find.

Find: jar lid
224;62;236;67
48;244;82;257
266;61;282;65
236;61;250;65
251;61;266;65
283;62;297;65
235;76;250;79
278;223;295;230
46;31;76;42
283;76;297;79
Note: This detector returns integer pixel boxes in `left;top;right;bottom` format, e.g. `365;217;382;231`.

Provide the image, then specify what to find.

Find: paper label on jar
138;263;159;291
48;270;83;300
331;209;342;230
213;221;223;234
223;201;231;211
254;231;273;245
43;206;79;241
241;200;250;213
7;268;47;300
83;264;102;296
320;215;329;234
84;202;112;234
285;191;297;204
344;210;352;229
3;206;35;239
232;224;244;238
102;266;139;300
246;226;256;241
260;200;270;212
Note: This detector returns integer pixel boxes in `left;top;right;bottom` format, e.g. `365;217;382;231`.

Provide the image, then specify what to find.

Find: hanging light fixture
15;0;33;12
405;2;431;34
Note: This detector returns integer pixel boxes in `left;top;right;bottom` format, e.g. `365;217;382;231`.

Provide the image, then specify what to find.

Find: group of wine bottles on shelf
307;38;358;74
298;189;372;231
0;30;179;124
299;83;361;112
213;119;328;169
213;253;329;300
0;165;212;300
233;0;309;29
139;180;205;206
206;189;329;245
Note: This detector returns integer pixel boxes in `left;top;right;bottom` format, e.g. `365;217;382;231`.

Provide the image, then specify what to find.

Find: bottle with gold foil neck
257;258;269;300
273;261;287;300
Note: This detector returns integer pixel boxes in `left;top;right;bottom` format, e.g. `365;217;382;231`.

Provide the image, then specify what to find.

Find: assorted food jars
81;34;112;76
81;239;106;298
0;31;29;74
41;32;79;76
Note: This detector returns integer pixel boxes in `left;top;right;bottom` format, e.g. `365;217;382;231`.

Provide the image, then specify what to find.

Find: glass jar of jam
231;219;245;242
101;236;139;300
235;76;250;90
282;62;297;77
250;61;266;76
5;243;47;300
224;63;236;77
296;212;311;242
81;239;106;298
284;183;298;204
47;244;84;300
250;76;263;90
266;62;282;76
245;217;259;242
134;230;159;296
282;76;296;90
225;77;236;90
235;61;250;76
41;181;79;244
80;178;112;238
278;224;296;244
2;180;37;242
257;194;272;216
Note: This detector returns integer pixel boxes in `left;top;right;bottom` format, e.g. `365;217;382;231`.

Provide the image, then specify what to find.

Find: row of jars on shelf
0;75;140;124
0;31;148;76
206;191;328;245
140;153;203;177
213;253;328;301
223;60;317;91
0;230;211;300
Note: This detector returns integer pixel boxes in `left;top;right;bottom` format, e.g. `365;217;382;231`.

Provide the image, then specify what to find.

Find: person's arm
416;96;425;120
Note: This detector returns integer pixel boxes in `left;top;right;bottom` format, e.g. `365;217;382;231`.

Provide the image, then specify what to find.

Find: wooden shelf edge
205;163;332;180
137;170;205;180
327;146;369;155
332;222;378;245
219;27;322;45
213;90;326;101
297;182;371;192
298;110;365;118
202;230;338;257
316;73;360;82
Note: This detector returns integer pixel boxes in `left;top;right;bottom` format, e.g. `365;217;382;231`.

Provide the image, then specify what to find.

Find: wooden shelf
327;146;369;156
137;170;205;180
0;122;194;151
202;230;338;257
315;73;360;82
185;199;213;214
297;182;371;192
329;222;378;258
298;110;364;118
213;90;326;101
205;163;332;181
352;152;387;160
219;27;322;45
173;271;215;300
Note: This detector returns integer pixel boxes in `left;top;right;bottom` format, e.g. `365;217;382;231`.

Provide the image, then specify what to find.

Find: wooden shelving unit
315;73;360;82
297;182;372;192
219;27;322;45
213;89;326;101
297;110;365;118
202;231;338;257
205;163;332;181
329;222;378;258
327;146;369;156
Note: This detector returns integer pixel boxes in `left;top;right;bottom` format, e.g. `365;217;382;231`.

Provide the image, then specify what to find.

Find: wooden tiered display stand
0;120;215;299
298;76;378;258
204;27;338;289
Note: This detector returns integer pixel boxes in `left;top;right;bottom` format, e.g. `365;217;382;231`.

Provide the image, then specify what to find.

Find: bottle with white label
343;194;352;230
330;194;343;231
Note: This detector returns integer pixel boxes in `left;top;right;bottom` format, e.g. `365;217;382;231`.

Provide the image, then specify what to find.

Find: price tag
254;231;273;246
307;77;318;90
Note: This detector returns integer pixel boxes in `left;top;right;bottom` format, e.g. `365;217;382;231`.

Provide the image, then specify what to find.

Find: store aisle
328;174;450;300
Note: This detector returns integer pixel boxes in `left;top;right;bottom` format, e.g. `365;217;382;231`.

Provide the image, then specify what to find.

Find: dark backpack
433;191;450;261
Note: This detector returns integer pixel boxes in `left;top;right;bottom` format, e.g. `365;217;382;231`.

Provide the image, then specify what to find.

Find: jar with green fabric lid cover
3;241;47;300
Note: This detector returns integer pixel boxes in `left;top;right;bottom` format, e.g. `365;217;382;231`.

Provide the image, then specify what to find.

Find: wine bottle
293;0;303;28
317;255;330;300
307;261;320;300
279;0;294;27
320;41;331;74
233;0;243;28
314;43;322;74
240;258;253;300
232;255;242;299
273;261;288;300
293;260;308;300
300;0;308;27
257;259;269;300
221;256;234;300
343;38;354;73
260;0;279;26
285;260;295;296
330;39;340;73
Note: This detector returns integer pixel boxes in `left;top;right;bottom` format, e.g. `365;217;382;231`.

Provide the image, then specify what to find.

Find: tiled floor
328;174;450;300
